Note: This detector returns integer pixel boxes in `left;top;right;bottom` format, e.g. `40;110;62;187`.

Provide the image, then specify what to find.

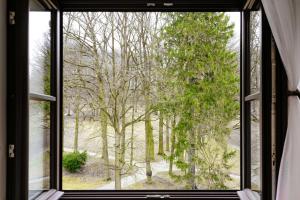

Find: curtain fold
261;0;300;199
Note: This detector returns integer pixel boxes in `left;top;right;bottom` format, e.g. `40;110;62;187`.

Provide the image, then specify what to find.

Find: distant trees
63;12;162;189
63;12;239;190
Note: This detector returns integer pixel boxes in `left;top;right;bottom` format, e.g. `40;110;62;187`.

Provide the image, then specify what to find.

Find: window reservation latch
9;11;16;25
8;144;15;158
163;3;174;7
146;195;170;199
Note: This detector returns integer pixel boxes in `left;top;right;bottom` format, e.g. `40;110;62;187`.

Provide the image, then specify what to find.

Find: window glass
62;12;240;190
249;10;261;94
29;10;51;95
250;100;261;190
28;2;52;198
28;100;51;199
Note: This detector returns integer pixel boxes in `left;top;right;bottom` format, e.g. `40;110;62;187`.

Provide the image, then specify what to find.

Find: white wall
0;0;7;199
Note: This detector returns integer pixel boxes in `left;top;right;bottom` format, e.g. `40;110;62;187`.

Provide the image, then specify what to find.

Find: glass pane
250;100;261;190
28;100;50;199
63;12;240;190
249;10;261;94
29;8;51;95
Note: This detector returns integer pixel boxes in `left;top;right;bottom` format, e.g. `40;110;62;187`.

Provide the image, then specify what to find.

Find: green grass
125;173;182;190
63;176;108;190
63;116;241;190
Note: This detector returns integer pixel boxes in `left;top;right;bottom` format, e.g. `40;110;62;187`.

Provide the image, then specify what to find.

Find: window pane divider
29;92;56;102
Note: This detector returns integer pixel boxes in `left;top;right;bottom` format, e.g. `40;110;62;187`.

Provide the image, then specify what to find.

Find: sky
29;11;241;75
228;12;241;44
228;12;241;49
228;12;241;38
29;12;51;76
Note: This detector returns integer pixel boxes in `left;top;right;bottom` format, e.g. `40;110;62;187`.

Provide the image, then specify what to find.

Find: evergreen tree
161;12;239;189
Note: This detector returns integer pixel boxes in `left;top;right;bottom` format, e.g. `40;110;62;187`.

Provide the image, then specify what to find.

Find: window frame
28;4;61;199
6;0;62;199
59;1;264;199
7;0;30;198
59;0;244;12
241;5;273;200
7;0;285;199
274;45;288;186
59;5;243;200
28;6;60;198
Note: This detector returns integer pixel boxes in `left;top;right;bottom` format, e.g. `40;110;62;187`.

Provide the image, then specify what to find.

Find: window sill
35;189;64;200
61;190;239;199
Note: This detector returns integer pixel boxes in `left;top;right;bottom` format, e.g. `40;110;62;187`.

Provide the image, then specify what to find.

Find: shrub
63;151;87;173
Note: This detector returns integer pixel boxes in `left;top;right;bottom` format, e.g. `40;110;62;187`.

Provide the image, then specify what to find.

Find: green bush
63;151;87;173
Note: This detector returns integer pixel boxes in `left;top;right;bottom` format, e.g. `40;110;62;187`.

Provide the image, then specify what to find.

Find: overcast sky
228;12;240;39
29;11;240;75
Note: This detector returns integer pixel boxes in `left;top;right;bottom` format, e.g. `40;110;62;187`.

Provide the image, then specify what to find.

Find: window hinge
8;144;15;158
9;11;16;25
272;152;276;166
272;144;276;166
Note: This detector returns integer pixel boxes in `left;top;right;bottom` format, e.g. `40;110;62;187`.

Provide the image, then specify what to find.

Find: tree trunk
120;12;128;167
149;123;154;161
130;75;138;167
73;102;79;152
67;102;71;116
130;105;135;166
97;67;110;180
169;116;176;174
115;131;122;190
165;118;170;151
144;89;154;163
158;111;164;155
187;128;196;189
187;96;196;189
121;103;126;166
145;86;153;183
100;110;110;180
145;118;153;183
110;14;122;190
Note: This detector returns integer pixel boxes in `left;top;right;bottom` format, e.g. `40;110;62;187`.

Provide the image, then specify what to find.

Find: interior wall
0;0;7;199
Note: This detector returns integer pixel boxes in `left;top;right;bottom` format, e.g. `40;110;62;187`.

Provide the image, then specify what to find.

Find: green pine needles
157;12;239;189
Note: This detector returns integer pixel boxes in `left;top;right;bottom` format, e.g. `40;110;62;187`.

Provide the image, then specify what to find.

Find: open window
62;11;241;191
7;0;62;199
244;8;263;191
7;0;283;199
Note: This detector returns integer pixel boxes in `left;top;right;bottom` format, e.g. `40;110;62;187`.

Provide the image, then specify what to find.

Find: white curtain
261;0;300;199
